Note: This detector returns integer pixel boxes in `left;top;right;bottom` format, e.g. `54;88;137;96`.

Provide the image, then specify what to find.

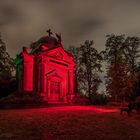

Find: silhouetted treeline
68;40;104;103
68;34;140;103
105;35;140;102
1;32;140;103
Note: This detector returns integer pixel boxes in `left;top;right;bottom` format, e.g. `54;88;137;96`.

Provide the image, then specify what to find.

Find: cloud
0;5;19;26
0;1;29;27
0;0;140;57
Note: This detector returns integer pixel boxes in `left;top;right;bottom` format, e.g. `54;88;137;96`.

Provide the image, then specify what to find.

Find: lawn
0;106;140;140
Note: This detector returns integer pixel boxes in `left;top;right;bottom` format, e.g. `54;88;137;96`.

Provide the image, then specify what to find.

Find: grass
0;106;140;140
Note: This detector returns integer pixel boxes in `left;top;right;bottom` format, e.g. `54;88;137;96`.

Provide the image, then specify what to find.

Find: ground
0;106;140;140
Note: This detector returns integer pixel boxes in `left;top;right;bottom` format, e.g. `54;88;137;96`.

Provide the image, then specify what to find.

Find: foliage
90;92;110;105
0;34;15;80
123;36;140;73
105;34;125;64
123;37;140;99
79;40;103;99
134;65;140;97
72;95;90;105
0;78;18;98
106;57;136;100
105;34;140;101
68;40;103;102
0;93;47;104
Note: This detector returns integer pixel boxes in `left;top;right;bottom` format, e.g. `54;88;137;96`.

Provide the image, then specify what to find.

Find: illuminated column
67;69;75;103
23;55;34;92
47;80;51;99
69;69;74;95
69;61;76;99
17;62;23;93
41;62;46;93
39;62;46;93
38;63;41;92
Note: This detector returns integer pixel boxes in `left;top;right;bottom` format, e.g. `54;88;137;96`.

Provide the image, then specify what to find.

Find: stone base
67;94;75;104
39;92;69;103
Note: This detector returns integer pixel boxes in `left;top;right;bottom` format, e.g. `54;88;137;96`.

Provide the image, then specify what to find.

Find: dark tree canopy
123;36;140;74
68;40;103;102
105;34;140;101
0;34;15;80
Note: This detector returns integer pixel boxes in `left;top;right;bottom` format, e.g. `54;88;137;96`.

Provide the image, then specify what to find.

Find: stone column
37;64;41;92
69;70;74;95
47;80;51;99
39;62;46;94
23;56;34;92
42;63;45;92
67;69;75;103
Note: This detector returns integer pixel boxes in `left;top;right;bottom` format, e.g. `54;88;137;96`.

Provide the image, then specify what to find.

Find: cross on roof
46;29;53;36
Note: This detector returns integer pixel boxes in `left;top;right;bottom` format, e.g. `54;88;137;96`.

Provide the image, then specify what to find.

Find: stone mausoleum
16;30;76;103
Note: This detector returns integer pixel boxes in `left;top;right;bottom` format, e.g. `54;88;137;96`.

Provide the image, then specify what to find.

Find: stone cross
46;29;53;36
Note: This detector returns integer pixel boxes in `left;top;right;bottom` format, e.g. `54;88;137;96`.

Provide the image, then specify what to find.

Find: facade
16;32;76;103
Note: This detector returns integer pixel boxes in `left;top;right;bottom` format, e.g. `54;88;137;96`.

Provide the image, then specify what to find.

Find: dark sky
0;0;140;57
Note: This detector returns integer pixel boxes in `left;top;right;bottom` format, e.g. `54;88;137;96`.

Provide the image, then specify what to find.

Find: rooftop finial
46;29;53;37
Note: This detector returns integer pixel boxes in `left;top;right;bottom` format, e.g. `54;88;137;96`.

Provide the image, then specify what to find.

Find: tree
123;37;140;74
123;37;140;98
0;34;15;80
67;46;81;93
67;41;103;102
105;34;125;65
133;63;140;97
79;40;103;101
105;35;125;101
106;57;135;101
105;34;140;101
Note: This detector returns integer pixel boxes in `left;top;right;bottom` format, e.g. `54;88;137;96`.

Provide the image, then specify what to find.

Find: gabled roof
18;32;75;65
39;46;75;64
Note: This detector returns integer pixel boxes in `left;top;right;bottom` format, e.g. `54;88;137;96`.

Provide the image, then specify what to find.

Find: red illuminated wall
17;36;76;103
23;54;34;91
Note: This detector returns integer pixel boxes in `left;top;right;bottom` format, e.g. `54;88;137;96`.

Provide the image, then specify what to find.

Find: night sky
0;0;140;58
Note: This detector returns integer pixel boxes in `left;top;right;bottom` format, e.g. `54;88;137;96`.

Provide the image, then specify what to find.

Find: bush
90;93;110;105
107;101;121;106
0;92;47;105
0;78;18;98
72;95;90;105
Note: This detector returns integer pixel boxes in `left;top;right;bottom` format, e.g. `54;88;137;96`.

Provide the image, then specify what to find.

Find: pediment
44;47;75;64
46;69;62;82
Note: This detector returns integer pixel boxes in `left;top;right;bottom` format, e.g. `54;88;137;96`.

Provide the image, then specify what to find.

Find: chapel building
16;30;76;103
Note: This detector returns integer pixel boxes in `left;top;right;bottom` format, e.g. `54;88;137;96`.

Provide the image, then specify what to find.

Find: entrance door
50;81;60;102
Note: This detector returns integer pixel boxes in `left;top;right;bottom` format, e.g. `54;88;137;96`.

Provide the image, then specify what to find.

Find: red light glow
16;33;76;103
38;106;118;113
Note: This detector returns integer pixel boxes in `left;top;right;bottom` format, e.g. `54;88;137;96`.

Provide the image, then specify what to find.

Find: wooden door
50;81;60;101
